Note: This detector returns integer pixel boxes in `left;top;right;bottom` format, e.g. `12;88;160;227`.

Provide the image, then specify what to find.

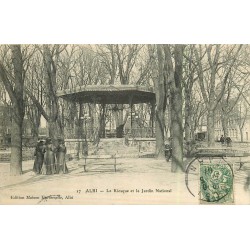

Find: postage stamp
199;163;234;204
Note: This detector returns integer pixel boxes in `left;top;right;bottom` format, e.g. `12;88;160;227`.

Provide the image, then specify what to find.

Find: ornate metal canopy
57;84;155;104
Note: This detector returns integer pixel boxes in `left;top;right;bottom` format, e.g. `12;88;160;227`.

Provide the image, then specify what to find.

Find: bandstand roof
57;85;155;104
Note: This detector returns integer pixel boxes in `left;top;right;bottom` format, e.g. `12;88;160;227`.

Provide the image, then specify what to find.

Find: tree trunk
150;101;155;137
89;104;94;137
32;129;39;143
4;45;25;176
114;105;124;127
31;115;40;140
221;114;229;138
207;110;215;146
171;90;183;172
155;106;165;158
184;88;192;142
10;115;23;175
100;103;106;138
48;119;62;141
43;45;62;142
164;45;184;172
155;45;166;158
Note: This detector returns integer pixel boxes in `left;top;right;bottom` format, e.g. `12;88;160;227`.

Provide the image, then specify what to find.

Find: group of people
33;138;68;175
220;135;232;147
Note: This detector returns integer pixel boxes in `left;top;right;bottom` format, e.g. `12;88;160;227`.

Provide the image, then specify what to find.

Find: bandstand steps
96;138;139;157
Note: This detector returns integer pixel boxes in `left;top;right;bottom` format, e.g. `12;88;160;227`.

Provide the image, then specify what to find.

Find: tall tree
0;45;25;175
25;45;67;143
194;44;242;146
164;45;184;172
153;45;166;158
219;46;250;138
42;45;64;140
25;56;45;141
183;45;197;142
236;101;249;142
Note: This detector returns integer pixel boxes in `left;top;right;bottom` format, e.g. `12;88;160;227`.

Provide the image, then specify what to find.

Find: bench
195;148;226;159
78;154;120;172
196;152;226;158
194;147;250;171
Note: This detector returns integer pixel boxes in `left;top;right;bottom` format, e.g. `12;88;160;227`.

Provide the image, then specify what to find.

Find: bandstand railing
64;127;155;140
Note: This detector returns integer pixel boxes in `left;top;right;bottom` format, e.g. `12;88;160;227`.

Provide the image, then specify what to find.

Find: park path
0;157;249;204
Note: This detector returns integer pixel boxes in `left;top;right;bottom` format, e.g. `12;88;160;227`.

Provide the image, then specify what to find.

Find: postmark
199;163;234;204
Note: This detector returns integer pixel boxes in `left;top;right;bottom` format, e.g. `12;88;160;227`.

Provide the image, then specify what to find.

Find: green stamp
200;163;234;204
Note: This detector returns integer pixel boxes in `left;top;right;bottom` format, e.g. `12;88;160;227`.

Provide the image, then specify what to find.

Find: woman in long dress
43;138;56;175
33;140;45;174
56;139;68;174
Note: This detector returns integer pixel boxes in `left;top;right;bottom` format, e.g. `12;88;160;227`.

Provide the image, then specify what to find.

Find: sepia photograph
0;44;249;204
1;1;250;250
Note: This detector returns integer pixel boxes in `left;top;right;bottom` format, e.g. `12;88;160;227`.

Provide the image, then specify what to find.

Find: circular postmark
185;157;234;203
185;157;199;197
200;163;234;203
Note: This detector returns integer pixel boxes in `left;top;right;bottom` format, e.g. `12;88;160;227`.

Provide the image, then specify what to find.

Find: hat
45;138;52;144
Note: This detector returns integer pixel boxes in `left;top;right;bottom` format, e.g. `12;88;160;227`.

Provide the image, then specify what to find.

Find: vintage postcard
0;44;250;205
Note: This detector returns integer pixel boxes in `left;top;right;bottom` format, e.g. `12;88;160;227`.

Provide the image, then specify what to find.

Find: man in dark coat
165;137;172;162
33;140;45;174
226;137;232;147
220;135;225;145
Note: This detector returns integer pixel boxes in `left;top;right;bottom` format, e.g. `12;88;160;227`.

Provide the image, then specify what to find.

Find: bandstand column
101;102;106;138
129;95;134;137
